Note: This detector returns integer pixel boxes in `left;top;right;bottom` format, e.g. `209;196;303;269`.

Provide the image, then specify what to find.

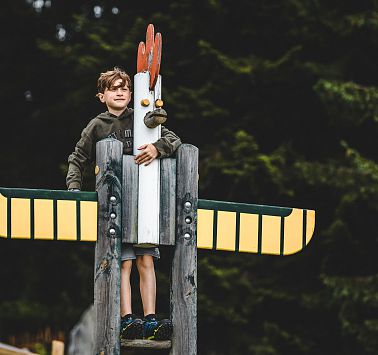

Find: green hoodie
66;108;181;190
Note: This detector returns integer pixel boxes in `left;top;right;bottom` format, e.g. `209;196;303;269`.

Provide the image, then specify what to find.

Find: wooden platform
121;339;171;354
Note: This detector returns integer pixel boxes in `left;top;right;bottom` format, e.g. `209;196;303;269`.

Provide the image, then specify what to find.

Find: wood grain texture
121;339;171;349
0;342;38;354
159;158;176;245
122;155;138;244
94;138;123;355
170;144;198;355
51;340;64;355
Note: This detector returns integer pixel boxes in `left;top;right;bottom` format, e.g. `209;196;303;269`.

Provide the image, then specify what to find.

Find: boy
66;67;181;340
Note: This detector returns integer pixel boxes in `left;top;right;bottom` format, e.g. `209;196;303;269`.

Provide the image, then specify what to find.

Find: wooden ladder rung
121;339;171;349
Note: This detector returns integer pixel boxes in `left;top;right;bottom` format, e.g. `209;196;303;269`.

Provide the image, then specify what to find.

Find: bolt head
155;99;164;108
185;217;192;224
110;213;116;219
141;98;150;107
184;201;192;209
109;228;116;235
184;233;191;239
110;196;116;203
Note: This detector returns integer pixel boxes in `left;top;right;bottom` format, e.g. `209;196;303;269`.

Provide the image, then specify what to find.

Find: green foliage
314;80;378;125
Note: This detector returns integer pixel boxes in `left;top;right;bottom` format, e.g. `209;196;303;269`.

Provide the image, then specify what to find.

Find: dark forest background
0;0;377;354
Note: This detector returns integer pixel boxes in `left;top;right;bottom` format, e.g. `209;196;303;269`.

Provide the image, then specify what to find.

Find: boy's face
98;78;131;115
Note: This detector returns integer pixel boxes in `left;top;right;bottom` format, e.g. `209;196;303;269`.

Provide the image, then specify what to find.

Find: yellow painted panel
34;199;54;240
239;213;258;253
11;198;30;239
57;200;77;240
216;211;236;251
80;201;98;242
306;210;316;246
0;193;7;238
261;215;281;255
283;208;303;255
197;209;214;249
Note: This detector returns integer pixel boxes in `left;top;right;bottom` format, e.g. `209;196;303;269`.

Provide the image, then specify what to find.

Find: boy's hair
96;67;132;97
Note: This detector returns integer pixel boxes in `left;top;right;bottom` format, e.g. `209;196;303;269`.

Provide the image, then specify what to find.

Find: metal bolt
184;233;191;239
141;98;150;107
155;99;164;108
110;213;116;219
185;217;192;224
109;228;116;236
184;201;192;209
110;196;116;203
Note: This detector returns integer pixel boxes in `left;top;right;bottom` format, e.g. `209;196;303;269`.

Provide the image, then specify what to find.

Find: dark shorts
121;244;160;261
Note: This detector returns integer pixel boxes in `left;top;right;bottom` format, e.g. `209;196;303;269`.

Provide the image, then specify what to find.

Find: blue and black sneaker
143;314;173;341
120;314;143;340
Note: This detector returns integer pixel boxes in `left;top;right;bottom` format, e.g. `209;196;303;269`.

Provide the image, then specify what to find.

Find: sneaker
120;314;143;340
143;315;173;341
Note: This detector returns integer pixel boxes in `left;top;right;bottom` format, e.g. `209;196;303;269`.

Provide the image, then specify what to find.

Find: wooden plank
159;158;176;245
94;138;123;355
34;199;54;240
0;193;7;238
122;155;138;244
10;198;30;239
0;342;37;354
170;144;198;355
57;200;76;240
51;340;64;355
121;339;171;349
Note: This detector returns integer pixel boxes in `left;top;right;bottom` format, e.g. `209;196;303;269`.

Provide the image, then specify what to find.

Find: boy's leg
135;249;172;340
120;260;133;317
120;245;143;340
136;255;156;316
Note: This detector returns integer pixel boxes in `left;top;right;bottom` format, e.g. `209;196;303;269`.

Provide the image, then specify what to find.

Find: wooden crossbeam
0;188;315;255
0;188;97;242
197;199;315;255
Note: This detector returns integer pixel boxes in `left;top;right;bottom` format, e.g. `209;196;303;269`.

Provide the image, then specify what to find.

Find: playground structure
0;24;316;354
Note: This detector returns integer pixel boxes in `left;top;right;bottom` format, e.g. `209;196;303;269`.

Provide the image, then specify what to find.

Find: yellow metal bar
0;193;7;238
11;198;30;239
197;209;214;249
216;211;236;251
34;199;54;240
57;200;77;240
261;215;281;255
239;213;259;253
283;208;303;255
306;210;316;246
80;201;98;242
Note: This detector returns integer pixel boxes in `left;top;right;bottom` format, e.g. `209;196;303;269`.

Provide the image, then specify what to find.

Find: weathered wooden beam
170;144;198;355
51;340;64;355
94;138;123;355
122;155;138;244
121;339;171;349
159;158;176;245
0;342;38;355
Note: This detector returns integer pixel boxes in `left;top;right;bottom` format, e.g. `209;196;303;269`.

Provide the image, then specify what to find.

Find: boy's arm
66;129;94;190
152;126;182;158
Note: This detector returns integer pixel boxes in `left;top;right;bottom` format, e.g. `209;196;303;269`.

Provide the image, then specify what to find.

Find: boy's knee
136;255;154;270
121;259;133;272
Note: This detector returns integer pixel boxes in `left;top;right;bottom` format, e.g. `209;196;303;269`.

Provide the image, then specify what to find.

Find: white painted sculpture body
133;72;161;246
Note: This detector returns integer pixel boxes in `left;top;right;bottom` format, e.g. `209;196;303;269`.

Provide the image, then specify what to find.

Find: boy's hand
135;144;159;166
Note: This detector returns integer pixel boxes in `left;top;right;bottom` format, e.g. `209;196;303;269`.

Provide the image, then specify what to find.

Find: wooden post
170;144;198;355
94;138;123;355
51;340;64;355
122;155;138;244
122;156;176;246
159;158;176;245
